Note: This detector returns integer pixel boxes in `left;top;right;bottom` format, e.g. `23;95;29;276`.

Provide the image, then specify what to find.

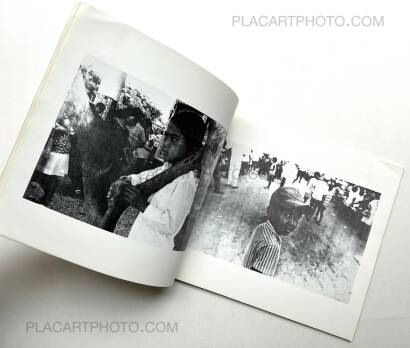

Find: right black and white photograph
188;140;381;303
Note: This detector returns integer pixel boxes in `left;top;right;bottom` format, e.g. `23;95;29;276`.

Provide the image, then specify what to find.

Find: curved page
0;4;238;287
178;116;402;339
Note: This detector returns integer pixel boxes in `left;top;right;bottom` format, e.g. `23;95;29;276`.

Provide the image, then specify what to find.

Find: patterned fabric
50;130;71;154
323;194;333;207
242;221;282;277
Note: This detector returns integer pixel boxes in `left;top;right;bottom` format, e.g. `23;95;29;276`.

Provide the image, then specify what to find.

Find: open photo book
0;4;403;341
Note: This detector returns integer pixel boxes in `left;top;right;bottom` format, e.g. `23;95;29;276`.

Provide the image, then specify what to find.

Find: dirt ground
188;173;366;304
25;172;366;303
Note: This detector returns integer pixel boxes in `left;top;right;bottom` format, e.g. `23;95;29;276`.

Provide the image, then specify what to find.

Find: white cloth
345;189;361;207
362;199;379;226
40;152;69;177
282;163;298;184
269;163;276;175
354;192;364;206
311;180;330;201
248;152;254;166
227;144;242;187
127;162;198;249
307;177;319;195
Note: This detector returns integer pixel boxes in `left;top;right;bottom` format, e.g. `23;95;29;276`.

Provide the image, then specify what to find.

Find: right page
177;116;403;341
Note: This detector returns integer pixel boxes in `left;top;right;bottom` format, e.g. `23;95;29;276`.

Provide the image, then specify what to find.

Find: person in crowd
226;139;242;189
349;187;367;227
257;156;264;175
126;116;146;150
258;154;270;176
250;150;258;171
343;186;362;221
293;165;302;183
314;182;334;224
274;161;283;182
68;131;83;196
133;139;153;172
240;154;249;176
293;166;309;184
263;155;271;176
91;102;106;118
106;112;206;249
140;117;153;142
359;192;380;240
247;149;254;173
31;101;76;206
281;161;298;187
307;174;329;221
265;157;278;189
304;171;320;203
344;186;359;207
243;187;308;277
332;182;344;210
213;148;226;194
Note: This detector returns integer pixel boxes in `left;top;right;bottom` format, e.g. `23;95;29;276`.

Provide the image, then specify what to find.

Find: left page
0;4;238;287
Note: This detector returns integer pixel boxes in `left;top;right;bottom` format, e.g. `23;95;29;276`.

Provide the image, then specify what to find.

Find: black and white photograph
188;140;381;303
1;3;408;344
23;56;226;251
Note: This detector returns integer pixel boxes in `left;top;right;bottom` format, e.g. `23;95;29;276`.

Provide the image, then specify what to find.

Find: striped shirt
323;188;337;207
242;221;282;277
323;194;333;207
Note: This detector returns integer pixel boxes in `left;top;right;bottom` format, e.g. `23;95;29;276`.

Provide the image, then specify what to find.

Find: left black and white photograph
23;55;226;251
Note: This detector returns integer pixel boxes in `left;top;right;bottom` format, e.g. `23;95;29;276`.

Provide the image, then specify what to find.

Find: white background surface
0;0;409;347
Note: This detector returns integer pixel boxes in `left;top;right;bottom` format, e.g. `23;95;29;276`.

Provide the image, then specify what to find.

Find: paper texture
177;116;402;339
0;4;237;287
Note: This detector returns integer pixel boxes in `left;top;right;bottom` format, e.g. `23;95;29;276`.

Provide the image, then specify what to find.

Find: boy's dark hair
272;157;278;163
170;112;206;154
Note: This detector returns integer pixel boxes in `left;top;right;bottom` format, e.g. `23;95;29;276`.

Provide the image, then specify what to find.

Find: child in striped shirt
243;187;308;277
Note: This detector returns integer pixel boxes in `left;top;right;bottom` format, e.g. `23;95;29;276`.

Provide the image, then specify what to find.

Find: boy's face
162;121;187;163
267;205;302;236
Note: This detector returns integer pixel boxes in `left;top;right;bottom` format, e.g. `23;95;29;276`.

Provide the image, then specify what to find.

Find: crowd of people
237;152;381;278
27;99;160;206
221;149;380;242
25;84;211;251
